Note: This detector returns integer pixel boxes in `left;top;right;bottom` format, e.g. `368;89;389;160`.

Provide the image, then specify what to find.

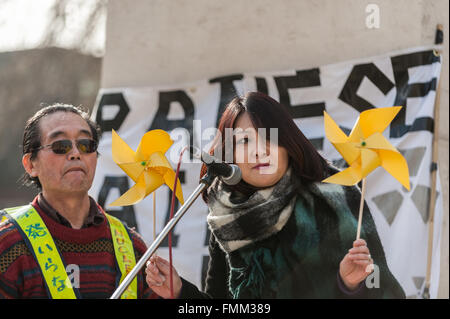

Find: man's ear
22;153;38;177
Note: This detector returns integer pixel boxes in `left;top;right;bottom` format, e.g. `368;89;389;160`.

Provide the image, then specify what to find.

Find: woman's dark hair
21;103;102;190
200;91;329;202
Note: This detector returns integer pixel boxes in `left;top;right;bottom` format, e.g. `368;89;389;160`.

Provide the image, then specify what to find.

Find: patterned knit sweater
0;197;156;299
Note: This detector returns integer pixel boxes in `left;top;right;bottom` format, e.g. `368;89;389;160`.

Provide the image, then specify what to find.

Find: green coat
226;182;405;298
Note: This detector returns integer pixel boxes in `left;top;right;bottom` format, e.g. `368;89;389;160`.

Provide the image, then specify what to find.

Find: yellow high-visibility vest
2;205;137;299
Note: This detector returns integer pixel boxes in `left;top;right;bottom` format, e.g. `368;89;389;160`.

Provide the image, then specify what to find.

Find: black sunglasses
34;139;98;155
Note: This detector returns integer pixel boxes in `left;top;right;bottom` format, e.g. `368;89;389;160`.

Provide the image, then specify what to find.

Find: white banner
91;45;443;298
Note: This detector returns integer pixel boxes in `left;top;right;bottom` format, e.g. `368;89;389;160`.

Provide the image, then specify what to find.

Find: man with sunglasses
0;104;156;299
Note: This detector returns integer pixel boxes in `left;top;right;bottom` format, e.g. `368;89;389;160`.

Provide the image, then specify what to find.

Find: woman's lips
253;163;270;169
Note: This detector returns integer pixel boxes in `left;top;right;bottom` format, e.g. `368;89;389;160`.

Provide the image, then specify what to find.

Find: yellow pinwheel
109;129;184;207
323;106;410;190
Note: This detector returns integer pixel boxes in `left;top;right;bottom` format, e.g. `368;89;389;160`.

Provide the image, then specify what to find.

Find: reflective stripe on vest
3;205;137;299
104;213;137;299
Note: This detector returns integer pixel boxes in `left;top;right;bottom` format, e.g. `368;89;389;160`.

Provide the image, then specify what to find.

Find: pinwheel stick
153;192;156;241
356;178;367;240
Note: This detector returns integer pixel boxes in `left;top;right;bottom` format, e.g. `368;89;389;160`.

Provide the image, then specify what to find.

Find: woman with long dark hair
145;92;405;298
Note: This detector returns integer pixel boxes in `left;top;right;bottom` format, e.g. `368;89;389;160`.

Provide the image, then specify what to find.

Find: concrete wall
0;48;101;208
101;0;448;298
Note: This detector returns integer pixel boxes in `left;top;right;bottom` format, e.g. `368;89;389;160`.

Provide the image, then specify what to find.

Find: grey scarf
206;168;299;253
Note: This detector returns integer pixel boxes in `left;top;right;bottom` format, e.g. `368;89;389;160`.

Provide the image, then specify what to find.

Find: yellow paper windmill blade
360;148;380;178
146;151;184;204
136;130;174;160
109;170;164;207
112;130;142;182
322;163;362;186
378;149;410;190
359;106;402;138
109;129;184;207
323;112;360;165
360;131;410;190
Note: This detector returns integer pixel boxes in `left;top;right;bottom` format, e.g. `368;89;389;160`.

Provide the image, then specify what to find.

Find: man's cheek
87;159;97;181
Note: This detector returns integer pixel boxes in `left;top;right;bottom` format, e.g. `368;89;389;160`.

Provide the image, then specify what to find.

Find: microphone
190;146;242;185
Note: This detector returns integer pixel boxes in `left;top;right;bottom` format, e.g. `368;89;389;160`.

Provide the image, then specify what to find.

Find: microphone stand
110;170;217;299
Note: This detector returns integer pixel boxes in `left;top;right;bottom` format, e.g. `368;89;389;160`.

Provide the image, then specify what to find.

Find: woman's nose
251;139;269;159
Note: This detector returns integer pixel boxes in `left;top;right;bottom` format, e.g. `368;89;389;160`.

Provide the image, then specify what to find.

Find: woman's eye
237;137;249;144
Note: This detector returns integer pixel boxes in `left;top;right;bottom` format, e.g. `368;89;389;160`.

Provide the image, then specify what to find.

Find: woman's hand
145;255;182;299
339;239;374;291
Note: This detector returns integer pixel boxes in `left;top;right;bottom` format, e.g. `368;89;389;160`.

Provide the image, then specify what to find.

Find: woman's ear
22;153;38;177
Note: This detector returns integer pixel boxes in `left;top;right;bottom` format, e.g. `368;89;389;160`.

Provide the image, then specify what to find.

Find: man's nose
68;141;81;160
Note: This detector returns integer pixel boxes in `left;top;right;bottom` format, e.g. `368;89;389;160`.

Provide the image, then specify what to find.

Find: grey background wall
101;0;448;297
0;48;101;207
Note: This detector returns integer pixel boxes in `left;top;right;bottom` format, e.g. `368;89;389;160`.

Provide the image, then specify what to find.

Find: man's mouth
65;167;85;174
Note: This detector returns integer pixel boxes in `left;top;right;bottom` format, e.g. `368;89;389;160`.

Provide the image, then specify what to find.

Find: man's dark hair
21;103;102;190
